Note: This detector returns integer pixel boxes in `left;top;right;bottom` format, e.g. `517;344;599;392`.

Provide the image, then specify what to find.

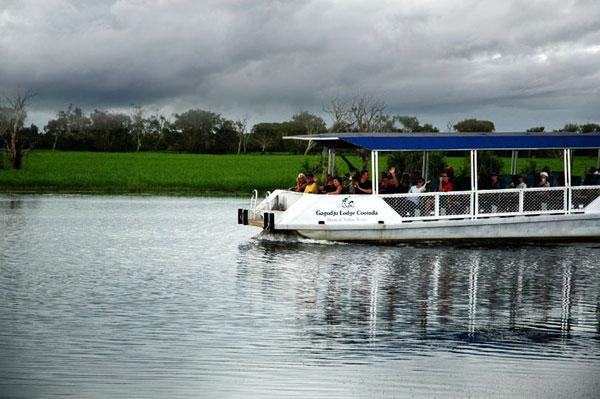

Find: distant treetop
453;119;495;132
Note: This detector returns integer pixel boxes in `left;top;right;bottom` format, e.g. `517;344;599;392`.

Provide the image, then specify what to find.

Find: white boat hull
296;213;600;242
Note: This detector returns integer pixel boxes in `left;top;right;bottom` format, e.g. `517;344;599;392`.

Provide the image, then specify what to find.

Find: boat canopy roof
283;132;600;151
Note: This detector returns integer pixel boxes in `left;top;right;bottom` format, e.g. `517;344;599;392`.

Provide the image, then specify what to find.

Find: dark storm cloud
1;0;599;129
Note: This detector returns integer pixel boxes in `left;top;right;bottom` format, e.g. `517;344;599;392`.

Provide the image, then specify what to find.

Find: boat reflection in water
237;238;600;360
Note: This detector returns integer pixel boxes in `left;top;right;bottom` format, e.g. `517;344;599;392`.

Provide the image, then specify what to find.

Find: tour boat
238;132;600;242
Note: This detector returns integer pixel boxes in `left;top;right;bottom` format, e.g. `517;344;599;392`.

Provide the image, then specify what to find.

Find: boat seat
426;178;440;192
501;175;516;189
454;176;471;191
584;174;600;185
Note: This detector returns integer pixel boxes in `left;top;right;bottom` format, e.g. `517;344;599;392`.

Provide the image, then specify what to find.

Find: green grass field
0;151;598;196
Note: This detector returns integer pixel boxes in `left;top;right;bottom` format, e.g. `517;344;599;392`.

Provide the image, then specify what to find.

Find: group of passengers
290;165;558;195
289;170;374;195
290;168;429;195
378;167;432;194
485;167;553;190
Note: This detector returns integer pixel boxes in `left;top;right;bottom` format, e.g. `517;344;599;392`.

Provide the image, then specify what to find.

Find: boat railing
570;185;600;211
250;189;258;218
382;190;473;221
381;185;600;221
253;189;304;217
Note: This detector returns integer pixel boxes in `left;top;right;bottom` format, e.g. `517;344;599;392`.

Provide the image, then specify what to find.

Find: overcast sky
1;0;599;131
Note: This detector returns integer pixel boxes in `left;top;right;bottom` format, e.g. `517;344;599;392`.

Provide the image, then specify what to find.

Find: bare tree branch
235;114;249;155
2;90;37;169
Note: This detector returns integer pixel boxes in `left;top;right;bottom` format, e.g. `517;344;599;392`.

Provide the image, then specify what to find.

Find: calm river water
1;195;599;398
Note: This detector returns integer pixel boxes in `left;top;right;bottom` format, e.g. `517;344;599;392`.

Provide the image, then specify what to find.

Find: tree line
1;92;599;170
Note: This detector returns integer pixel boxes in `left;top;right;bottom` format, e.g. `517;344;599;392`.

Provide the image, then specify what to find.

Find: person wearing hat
289;173;308;192
489;172;501;190
538;171;550;188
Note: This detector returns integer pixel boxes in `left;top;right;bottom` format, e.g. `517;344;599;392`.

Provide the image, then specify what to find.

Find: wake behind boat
238;132;600;242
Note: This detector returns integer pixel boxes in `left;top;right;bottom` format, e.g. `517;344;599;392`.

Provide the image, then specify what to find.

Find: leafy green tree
143;114;173;151
420;123;439;132
234;116;249;155
476;151;503;179
44;105;92;151
47;104;72;151
387;152;446;177
130;105;146;152
395;115;440;132
89;110;132;152
289;111;326;154
560;123;579;133
453;119;495;132
580;123;600;133
173;109;233;153
395;116;420;132
278;120;308;153
526;126;545;132
211;119;238;154
250;122;281;153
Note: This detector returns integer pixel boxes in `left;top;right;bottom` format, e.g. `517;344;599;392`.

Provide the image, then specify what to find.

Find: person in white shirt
409;177;427;205
538;171;550;188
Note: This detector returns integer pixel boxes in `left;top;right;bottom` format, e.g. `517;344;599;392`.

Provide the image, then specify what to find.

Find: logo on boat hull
339;197;355;209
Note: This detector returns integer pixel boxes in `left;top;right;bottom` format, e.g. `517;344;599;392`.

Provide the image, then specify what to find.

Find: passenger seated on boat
398;173;411;193
323;174;335;193
510;174;527;189
408;177;427;204
410;171;421;185
379;173;390;194
289;173;308;192
538;171;550;188
438;171;453;192
304;174;320;194
326;177;344;195
446;166;455;183
341;175;353;194
488;172;501;190
386;166;399;192
354;170;372;194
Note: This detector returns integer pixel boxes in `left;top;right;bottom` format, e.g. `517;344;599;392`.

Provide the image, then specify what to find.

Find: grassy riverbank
0;151;326;195
0;151;597;195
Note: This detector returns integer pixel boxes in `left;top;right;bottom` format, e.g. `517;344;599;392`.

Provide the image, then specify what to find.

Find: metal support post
375;151;379;195
473;150;479;218
371;151;378;195
422;151;430;179
565;149;572;213
518;190;524;213
327;148;336;176
469;150;475;218
511;150;518;175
